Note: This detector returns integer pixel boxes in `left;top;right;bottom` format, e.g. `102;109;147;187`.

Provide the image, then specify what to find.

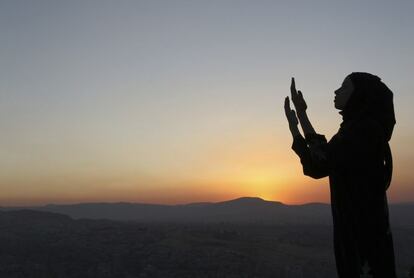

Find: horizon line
1;196;413;208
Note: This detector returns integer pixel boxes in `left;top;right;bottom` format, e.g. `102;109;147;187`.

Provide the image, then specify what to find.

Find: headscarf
339;72;396;190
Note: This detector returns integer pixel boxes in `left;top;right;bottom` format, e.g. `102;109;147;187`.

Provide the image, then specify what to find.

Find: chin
334;103;342;110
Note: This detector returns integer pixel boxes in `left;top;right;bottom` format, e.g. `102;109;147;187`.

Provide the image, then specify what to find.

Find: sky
0;0;413;206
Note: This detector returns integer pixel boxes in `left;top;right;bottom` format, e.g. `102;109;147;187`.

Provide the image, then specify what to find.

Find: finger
284;97;290;115
290;77;297;96
291;78;298;101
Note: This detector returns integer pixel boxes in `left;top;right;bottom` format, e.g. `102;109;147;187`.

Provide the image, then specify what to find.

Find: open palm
284;96;298;126
290;77;307;112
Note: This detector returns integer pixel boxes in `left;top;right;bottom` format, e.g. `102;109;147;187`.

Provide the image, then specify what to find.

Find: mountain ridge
1;196;412;226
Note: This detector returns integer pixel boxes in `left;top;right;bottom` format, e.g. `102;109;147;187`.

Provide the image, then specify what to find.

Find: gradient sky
1;0;413;206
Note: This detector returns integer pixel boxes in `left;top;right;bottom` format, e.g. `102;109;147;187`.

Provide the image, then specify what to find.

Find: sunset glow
0;1;413;206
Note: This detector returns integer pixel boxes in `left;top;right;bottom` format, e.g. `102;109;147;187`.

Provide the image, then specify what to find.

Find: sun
237;172;279;201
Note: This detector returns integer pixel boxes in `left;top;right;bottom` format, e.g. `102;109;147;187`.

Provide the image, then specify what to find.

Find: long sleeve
291;133;330;179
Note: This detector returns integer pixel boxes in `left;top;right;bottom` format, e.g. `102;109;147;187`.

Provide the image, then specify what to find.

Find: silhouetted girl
284;72;397;278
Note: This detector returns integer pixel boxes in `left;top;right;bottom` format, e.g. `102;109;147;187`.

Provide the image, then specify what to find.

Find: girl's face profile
334;76;354;110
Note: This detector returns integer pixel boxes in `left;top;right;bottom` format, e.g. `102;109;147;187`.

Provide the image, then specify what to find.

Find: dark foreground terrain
0;210;413;278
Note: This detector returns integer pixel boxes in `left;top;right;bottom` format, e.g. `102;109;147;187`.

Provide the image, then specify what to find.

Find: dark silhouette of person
284;72;397;278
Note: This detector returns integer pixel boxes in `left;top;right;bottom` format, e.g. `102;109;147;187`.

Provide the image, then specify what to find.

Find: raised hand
290;77;307;112
284;96;298;127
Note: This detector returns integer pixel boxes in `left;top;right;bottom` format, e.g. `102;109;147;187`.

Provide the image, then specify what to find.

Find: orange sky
0;1;413;206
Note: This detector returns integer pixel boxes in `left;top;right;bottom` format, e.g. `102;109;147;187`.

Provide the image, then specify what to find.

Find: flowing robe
291;117;397;278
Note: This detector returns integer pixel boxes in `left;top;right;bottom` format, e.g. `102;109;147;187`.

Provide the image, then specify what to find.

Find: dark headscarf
339;72;396;190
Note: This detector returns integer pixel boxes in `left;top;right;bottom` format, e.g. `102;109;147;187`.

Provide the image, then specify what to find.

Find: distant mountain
1;197;413;226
